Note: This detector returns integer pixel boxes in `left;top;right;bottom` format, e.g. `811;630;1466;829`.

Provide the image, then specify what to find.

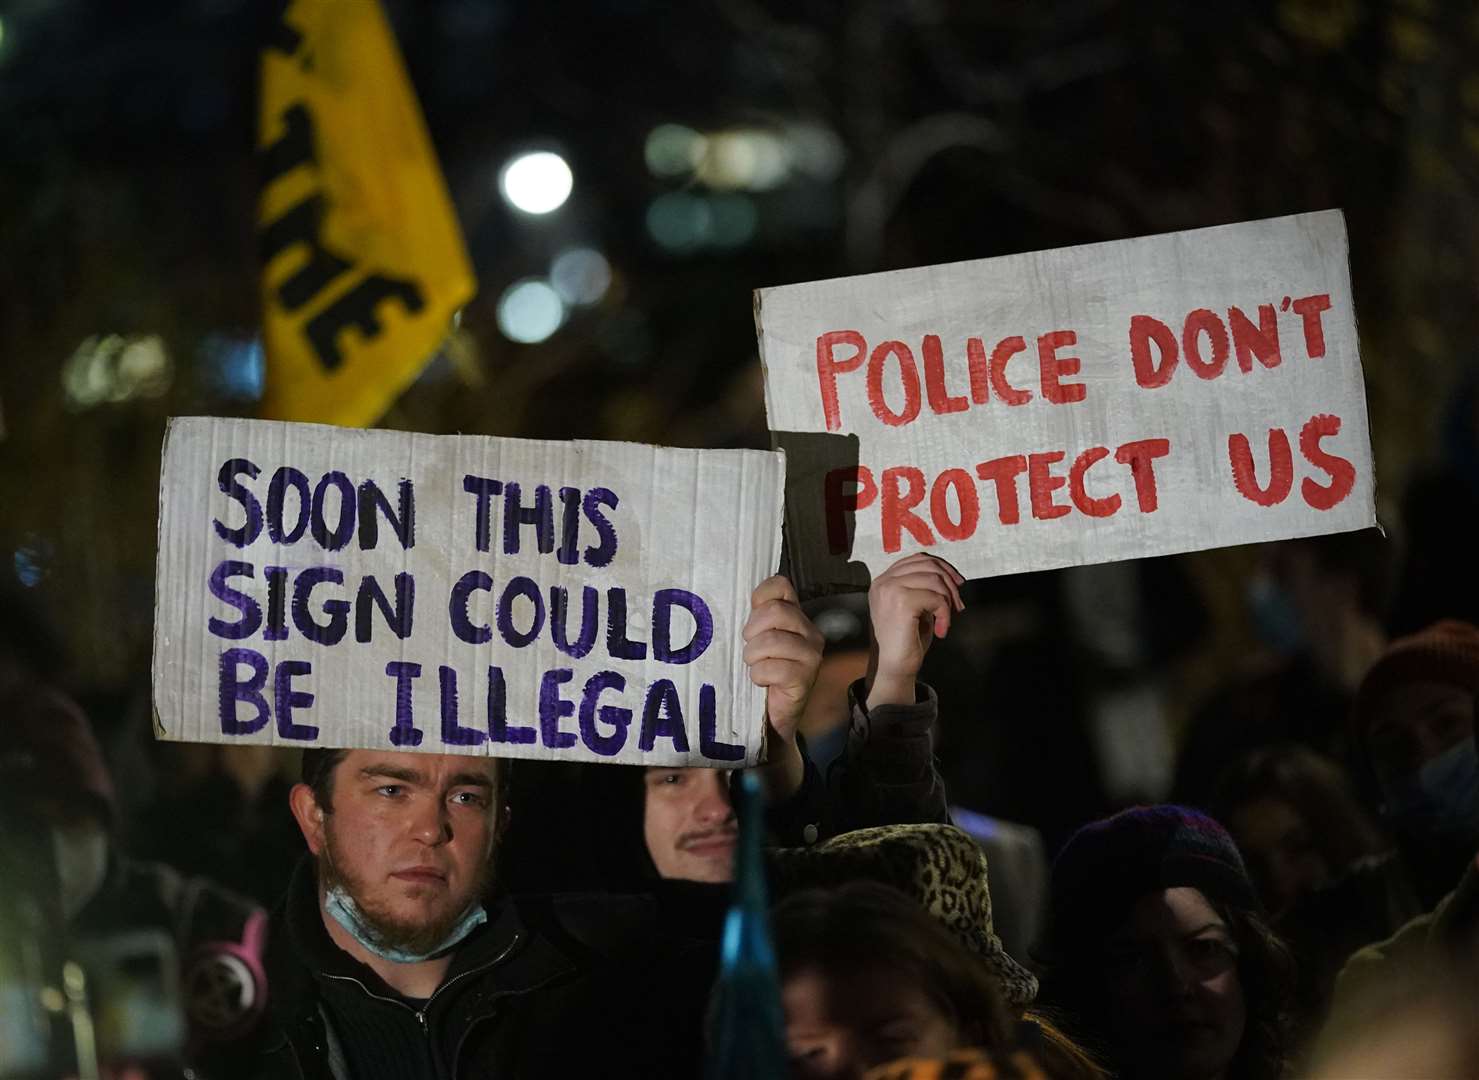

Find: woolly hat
1353;619;1479;743
768;823;1039;1007
0;684;116;826
1040;805;1256;963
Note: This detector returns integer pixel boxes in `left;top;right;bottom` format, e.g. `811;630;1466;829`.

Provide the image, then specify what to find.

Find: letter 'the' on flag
257;0;476;427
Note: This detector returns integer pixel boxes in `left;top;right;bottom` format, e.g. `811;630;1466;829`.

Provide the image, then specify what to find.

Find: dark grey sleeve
825;678;951;834
762;734;828;848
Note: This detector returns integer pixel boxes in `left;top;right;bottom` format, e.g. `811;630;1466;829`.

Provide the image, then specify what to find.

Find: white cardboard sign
152;418;785;766
757;210;1375;592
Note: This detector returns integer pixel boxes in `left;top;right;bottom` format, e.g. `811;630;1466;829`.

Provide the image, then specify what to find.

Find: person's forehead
1122;886;1227;937
1229;796;1304;845
337;748;499;785
1372;681;1475;734
783;966;940;1026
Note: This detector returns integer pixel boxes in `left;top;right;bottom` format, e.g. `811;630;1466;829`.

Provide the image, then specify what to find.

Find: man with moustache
638;556;961;884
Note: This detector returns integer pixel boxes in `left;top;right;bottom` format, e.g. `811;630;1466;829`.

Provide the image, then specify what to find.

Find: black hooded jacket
231;857;725;1079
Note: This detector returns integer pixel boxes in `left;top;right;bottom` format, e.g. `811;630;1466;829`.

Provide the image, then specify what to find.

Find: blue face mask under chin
324;885;487;964
1385;739;1479;845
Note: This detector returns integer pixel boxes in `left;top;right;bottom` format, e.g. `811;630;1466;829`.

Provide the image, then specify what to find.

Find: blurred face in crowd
642;766;738;882
798;649;869;746
1100;887;1246;1080
1368;681;1475;789
1227;797;1329;918
26;791;110;921
782;966;960;1079
291;751;503;954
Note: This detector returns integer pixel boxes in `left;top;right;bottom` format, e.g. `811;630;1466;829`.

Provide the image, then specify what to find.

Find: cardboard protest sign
757;210;1375;592
153;418;785;767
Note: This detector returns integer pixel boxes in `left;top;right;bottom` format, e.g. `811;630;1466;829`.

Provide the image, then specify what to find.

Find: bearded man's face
296;751;502;953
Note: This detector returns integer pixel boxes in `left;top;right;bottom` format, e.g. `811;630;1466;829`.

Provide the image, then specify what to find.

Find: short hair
300;748;510;813
300;747;351;810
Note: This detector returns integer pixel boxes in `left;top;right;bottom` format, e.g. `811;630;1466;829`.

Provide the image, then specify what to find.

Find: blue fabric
324;886;487;964
705;771;787;1080
1385;738;1479;846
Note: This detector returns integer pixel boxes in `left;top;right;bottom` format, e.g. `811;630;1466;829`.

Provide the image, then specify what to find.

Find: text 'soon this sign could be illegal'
153;419;785;767
757;211;1376;592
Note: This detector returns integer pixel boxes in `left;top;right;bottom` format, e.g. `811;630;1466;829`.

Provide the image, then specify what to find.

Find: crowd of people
3;514;1479;1078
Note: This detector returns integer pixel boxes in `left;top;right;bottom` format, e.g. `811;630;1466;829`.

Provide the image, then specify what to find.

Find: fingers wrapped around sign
742;575;825;744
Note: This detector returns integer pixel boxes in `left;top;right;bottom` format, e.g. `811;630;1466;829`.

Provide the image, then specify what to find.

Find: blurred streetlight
697;130;788;191
198;334;264;401
647;194;759;254
646;121;845;191
61;334;172;409
550;247;611;306
496;279;565;343
708;195;758;247
785;122;846;181
644;125;706;178
13;535;49;588
498;151;573;215
647;193;712;252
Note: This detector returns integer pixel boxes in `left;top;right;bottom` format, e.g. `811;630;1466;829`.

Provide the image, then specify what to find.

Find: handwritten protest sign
153;418;785;766
757;210;1375;593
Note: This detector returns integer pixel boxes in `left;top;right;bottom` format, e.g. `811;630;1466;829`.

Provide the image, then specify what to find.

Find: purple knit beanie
1041;805;1257;961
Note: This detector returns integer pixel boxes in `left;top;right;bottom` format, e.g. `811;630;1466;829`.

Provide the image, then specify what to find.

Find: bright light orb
786;122;846;181
646;193;712;252
550;247;611;305
499;151;573;215
496;279;565;343
644;124;705;178
708;195;758;248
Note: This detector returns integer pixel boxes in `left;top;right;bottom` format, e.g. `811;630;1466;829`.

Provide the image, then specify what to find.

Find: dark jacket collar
266;856;576;1026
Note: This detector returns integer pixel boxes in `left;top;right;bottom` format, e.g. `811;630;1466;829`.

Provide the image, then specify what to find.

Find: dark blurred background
1;0;1476;862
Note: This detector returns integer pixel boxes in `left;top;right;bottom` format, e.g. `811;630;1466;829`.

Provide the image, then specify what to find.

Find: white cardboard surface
757;210;1376;592
153;418;784;766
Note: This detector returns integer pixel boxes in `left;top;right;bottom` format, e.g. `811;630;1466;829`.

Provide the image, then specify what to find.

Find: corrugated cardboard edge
751;209;1350;299
753;287;783;439
150;416;181;738
755;441;788;766
1327;209;1383;537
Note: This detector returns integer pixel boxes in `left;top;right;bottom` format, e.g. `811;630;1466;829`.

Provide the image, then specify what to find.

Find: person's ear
289;782;328;855
496;802;512;844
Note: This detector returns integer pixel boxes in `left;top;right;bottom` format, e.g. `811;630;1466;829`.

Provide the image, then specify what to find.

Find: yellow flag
257;0;475;426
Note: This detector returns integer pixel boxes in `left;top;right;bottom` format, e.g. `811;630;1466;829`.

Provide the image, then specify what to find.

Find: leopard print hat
768;823;1039;1007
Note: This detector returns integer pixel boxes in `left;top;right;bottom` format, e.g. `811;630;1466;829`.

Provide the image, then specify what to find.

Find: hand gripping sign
756;210;1376;593
152;419;785;767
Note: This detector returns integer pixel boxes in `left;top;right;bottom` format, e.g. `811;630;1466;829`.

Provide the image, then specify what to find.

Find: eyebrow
1187;923;1229;937
448;772;494;790
361;765;425;784
358;765;492;790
